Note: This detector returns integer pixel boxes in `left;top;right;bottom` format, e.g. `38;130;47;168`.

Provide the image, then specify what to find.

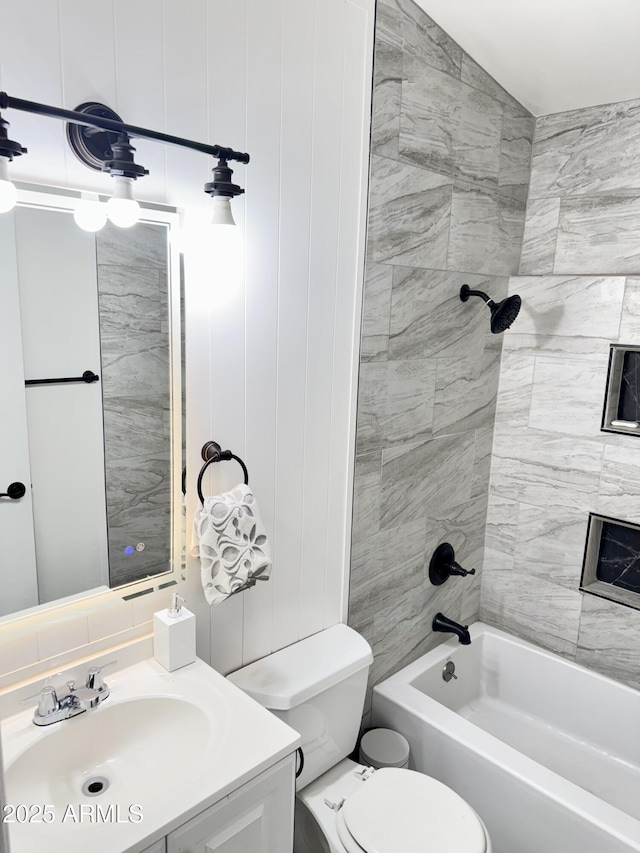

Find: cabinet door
139;841;166;853
167;757;295;853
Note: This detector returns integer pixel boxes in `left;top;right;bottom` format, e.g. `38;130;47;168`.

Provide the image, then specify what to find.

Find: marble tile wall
484;273;640;690
520;98;640;275
349;0;533;721
96;223;172;586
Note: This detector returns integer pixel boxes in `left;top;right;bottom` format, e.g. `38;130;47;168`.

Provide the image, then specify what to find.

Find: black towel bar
197;441;249;504
25;370;99;387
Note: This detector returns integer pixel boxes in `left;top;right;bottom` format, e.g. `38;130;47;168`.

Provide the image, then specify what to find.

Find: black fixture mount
0;113;26;161
460;284;521;334
0;482;26;500
429;543;476;586
66;102;124;171
432;613;471;645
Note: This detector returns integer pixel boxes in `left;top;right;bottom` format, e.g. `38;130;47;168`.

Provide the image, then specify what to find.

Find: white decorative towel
191;483;272;606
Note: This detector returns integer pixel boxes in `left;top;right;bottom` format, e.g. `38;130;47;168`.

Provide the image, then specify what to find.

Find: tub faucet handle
429;543;476;586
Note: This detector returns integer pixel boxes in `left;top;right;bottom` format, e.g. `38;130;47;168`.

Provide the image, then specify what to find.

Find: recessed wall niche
581;513;640;611
601;344;640;436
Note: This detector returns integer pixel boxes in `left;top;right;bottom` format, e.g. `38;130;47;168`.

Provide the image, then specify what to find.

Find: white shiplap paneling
0;0;374;675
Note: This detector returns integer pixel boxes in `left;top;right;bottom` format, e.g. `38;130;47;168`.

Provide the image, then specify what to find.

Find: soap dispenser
153;592;196;672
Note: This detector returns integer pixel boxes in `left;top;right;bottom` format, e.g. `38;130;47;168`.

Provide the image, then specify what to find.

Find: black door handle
0;482;26;500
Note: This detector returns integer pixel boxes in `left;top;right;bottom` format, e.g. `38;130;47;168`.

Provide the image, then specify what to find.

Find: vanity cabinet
162;757;294;853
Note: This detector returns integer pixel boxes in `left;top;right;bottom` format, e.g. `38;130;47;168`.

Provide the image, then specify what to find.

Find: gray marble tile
502;331;613;362
511;276;625;339
361;336;389;362
388;267;504;362
399;68;503;187
362;262;393;338
619;277;640;342
389;0;462;80
485;494;519;555
480;568;582;657
490;431;602;511
447;182;526;276
350;517;426;625
492;352;535;433
356;359;436;454
380;433;475;530
368;155;452;268
514;502;588;589
530;99;640;198
372;35;402;159
519;198;561;275
351;452;381;546
433;348;500;435
375;0;404;54
528;355;610;438
100;333;169;398
103;394;169;461
96;221;168;269
97;266;167;336
459;54;525;111
598;443;640;523
499;106;535;197
555;195;640;275
471;427;494;501
576;595;640;690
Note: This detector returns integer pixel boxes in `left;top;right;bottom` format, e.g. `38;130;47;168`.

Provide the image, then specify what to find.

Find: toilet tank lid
227;624;373;710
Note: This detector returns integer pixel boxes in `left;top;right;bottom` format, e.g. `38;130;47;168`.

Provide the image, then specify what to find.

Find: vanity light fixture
103;133;148;229
0;92;250;232
74;192;108;232
0;112;26;213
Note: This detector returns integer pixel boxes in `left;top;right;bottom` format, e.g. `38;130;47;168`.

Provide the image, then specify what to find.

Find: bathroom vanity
0;656;300;853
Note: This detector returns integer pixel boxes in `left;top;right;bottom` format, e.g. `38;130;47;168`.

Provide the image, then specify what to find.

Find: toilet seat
335;767;487;853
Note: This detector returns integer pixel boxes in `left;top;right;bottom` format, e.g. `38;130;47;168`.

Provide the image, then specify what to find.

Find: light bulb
210;197;243;303
74;192;107;232
0;158;17;214
106;176;140;228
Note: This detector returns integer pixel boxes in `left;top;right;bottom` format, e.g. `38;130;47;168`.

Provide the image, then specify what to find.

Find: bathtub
372;622;640;853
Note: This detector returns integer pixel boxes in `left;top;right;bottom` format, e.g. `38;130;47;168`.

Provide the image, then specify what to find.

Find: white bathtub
372;622;640;853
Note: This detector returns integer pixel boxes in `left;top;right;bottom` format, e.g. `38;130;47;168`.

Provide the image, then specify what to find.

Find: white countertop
1;656;300;852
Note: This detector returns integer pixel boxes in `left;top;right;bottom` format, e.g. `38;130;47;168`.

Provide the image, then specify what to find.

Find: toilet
227;624;492;853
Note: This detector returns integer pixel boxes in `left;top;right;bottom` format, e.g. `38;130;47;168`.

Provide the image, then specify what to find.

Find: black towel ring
197;441;249;504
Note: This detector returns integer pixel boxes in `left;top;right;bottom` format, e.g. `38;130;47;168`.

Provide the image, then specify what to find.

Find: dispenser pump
168;592;185;618
153;591;196;672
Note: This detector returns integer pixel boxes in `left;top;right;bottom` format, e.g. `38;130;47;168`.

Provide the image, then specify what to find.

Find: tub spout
432;612;471;645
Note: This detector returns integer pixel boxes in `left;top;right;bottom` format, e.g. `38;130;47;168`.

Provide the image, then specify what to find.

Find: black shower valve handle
429;542;476;586
447;561;476;578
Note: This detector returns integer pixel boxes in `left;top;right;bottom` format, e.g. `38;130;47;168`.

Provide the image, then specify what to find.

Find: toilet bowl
227;625;492;853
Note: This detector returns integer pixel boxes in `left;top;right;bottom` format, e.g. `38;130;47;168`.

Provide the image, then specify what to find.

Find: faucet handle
86;660;117;691
21;685;59;717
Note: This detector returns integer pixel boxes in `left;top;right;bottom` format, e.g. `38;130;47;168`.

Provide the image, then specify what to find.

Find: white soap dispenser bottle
153;592;196;672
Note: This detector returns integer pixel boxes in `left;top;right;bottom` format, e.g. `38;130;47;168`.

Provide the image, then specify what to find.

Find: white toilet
228;624;492;853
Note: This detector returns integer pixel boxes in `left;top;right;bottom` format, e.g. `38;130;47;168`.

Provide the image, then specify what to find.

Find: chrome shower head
460;284;521;334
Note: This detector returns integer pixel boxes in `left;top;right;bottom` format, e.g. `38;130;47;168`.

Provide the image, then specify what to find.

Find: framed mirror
0;185;185;621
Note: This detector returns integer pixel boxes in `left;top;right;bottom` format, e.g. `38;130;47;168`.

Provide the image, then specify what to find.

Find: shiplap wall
0;0;374;674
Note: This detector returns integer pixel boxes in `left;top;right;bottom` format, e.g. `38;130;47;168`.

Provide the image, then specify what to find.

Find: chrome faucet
23;661;116;726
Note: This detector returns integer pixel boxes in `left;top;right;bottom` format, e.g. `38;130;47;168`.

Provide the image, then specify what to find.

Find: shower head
460;284;521;334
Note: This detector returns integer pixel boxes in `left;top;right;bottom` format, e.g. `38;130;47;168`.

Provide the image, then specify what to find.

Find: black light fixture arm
0;92;250;165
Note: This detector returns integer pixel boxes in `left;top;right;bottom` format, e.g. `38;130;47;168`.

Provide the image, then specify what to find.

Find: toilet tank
227;624;373;789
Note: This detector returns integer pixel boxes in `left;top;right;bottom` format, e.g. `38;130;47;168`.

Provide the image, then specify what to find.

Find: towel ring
197;441;249;504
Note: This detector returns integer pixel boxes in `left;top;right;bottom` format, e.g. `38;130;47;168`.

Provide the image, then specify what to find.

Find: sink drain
82;776;109;797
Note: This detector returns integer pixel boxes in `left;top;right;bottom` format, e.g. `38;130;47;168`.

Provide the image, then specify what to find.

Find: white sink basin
1;657;300;853
6;696;212;809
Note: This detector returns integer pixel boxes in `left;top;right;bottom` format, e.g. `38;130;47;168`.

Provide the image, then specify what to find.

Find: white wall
0;0;374;674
